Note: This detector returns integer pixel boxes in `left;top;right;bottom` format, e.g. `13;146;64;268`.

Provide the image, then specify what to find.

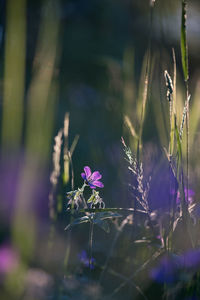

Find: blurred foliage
1;0;200;299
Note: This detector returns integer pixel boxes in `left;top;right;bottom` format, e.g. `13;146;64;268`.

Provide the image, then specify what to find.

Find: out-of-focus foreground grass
0;0;60;299
1;0;200;299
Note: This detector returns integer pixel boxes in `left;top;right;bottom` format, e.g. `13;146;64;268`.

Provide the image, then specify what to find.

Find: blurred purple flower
150;255;181;284
180;248;200;269
81;166;104;189
150;248;200;284
0;154;50;223
0;244;19;275
148;162;178;212
171;188;194;205
78;250;96;269
177;188;194;205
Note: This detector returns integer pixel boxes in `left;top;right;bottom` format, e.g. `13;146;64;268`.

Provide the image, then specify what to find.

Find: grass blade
181;0;189;81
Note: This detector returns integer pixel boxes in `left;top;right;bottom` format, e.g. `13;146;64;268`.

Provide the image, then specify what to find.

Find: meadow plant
62;1;200;298
2;0;200;299
66;166;104;212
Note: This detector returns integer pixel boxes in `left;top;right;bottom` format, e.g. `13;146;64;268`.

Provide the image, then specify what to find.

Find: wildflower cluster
66;166;105;211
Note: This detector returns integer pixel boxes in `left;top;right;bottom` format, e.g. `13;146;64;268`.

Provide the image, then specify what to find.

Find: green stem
99;230;121;283
89;216;94;271
185;80;189;208
79;182;88;208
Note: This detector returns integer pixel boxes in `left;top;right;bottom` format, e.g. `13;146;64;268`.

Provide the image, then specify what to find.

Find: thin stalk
108;249;162;299
64;147;76;269
185;80;189;208
99;230;121;283
137;0;154;160
105;267;148;300
63;112;70;185
99;215;133;283
68;151;74;191
171;49;177;234
89;217;94;272
64;230;72;269
168;63;175;250
80;183;88;208
172;48;177;118
180;0;189;215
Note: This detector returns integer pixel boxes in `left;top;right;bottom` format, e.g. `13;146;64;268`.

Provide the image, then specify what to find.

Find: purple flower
171;188;195;205
78;250;96;269
0;244;19;275
179;248;200;269
150;254;183;284
81;166;104;189
150;249;200;284
179;188;194;204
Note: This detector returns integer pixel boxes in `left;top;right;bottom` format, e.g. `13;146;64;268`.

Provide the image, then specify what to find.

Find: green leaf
79;207;147;214
181;0;189;81
64;216;90;230
87;194;96;203
93;211;122;221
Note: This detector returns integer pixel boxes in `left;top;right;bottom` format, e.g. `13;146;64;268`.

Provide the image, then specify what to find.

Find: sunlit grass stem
2;0;26;152
89;217;94;272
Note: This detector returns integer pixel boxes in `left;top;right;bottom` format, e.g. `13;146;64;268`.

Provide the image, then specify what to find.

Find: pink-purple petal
90;171;102;181
84;166;91;178
88;183;97;189
81;173;86;180
92;180;104;188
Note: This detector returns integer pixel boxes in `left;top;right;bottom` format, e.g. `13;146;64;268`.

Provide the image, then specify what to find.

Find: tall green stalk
181;0;189;207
